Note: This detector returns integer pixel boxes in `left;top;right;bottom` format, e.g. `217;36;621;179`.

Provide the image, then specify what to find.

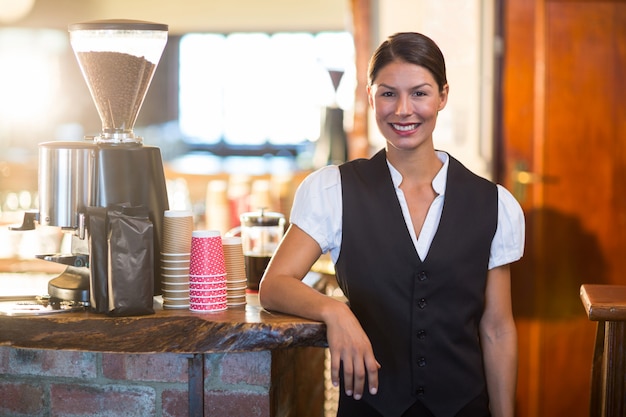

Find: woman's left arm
480;263;517;417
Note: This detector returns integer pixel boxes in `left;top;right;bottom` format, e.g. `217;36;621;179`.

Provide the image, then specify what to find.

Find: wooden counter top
0;295;328;354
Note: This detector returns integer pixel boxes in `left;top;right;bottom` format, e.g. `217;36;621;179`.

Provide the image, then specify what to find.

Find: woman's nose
395;94;411;116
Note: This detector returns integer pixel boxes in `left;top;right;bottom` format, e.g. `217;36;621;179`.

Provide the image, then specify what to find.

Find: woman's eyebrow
376;82;433;90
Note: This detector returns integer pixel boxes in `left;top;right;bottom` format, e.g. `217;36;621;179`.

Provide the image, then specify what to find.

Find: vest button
417;329;427;339
418;298;427;309
416;386;425;396
417;357;427;367
417;271;428;281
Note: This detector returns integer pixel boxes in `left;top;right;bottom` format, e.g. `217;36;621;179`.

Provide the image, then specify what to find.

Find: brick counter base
0;346;324;417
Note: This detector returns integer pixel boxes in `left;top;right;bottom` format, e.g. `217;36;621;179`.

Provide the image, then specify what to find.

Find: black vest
336;150;498;417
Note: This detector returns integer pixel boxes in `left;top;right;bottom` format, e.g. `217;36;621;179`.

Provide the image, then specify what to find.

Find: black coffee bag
88;206;109;313
107;204;155;316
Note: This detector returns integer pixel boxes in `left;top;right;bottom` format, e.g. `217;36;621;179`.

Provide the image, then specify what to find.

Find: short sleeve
489;185;526;269
289;165;343;259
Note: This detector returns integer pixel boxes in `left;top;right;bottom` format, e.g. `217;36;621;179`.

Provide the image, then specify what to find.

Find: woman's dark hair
368;32;447;92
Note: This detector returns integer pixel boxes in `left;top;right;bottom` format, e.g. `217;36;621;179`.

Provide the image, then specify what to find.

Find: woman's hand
324;302;381;399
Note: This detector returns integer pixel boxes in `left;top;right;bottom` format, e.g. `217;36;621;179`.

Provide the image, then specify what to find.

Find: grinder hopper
69;19;168;144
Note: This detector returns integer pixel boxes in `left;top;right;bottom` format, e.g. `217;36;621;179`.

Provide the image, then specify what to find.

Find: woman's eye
412;91;426;97
381;91;395;97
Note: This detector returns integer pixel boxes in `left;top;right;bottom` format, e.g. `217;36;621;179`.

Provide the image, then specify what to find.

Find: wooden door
500;1;626;416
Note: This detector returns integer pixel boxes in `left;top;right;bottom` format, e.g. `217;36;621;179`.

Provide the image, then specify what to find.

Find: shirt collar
387;151;449;195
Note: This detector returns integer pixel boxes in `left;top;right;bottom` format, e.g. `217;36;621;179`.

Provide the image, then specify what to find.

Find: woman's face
368;60;448;153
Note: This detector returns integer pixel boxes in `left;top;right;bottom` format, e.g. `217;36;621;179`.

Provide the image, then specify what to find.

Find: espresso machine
12;20;170;306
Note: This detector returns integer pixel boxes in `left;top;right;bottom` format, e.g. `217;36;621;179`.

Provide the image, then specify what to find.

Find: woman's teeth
392;123;418;131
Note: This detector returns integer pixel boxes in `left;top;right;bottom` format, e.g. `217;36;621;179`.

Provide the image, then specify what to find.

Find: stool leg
590;321;605;417
604;322;626;417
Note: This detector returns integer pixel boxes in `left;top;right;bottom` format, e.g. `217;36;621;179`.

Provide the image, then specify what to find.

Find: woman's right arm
258;224;380;400
258;223;329;320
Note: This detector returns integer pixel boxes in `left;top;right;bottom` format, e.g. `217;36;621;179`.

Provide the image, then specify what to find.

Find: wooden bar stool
580;284;626;417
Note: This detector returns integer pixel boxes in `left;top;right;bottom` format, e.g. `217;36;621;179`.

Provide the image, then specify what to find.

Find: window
178;31;355;147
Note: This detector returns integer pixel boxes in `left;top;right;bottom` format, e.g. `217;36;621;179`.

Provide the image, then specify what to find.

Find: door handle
514;169;541;185
511;161;558;203
511;161;541;203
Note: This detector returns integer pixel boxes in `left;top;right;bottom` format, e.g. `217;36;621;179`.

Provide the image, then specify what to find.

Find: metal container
38;141;95;229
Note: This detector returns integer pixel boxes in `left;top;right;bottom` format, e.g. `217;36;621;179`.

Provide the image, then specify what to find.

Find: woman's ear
438;84;449;111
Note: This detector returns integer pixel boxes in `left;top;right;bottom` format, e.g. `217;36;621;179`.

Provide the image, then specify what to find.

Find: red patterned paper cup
190;281;228;290
190;302;228;312
189;274;227;283
190;294;228;304
189;288;226;297
189;230;226;275
189;287;227;296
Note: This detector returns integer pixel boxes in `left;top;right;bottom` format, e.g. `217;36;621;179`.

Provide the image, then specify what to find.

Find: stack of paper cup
189;230;227;312
161;210;193;309
222;236;247;308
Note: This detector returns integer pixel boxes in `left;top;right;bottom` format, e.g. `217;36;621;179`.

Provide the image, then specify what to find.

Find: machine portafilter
13;20;170;305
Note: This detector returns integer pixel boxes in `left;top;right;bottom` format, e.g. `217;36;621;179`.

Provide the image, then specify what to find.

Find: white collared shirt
290;151;525;269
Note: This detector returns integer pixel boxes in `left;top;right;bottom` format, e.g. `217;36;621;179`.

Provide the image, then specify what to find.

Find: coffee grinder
13;20;170;305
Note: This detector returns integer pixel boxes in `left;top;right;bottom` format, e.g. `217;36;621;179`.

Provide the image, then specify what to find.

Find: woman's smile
390;122;420;134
